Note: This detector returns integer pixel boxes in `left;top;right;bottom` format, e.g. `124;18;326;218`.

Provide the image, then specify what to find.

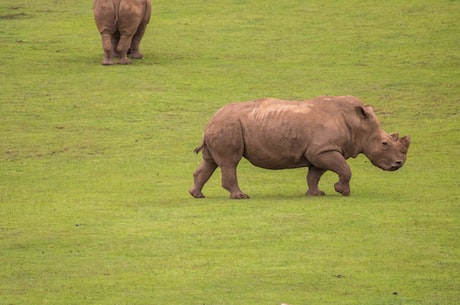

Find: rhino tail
193;139;206;154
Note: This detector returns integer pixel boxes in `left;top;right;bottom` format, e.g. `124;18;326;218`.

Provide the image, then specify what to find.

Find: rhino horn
400;135;411;148
390;132;399;141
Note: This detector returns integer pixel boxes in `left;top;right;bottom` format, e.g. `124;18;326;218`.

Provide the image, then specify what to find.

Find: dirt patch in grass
0;12;27;19
0;6;28;19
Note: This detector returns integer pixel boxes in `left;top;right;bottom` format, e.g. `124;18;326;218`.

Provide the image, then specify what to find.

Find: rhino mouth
388;161;404;171
378;161;404;171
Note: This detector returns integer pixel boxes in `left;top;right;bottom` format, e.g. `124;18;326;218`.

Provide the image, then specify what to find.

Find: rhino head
367;132;411;171
358;106;411;171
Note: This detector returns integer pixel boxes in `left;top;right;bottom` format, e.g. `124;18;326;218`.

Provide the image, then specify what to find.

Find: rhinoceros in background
93;0;151;65
189;96;411;199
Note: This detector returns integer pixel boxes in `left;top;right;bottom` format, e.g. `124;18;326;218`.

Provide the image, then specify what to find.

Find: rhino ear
400;135;411;148
390;132;399;141
355;105;374;120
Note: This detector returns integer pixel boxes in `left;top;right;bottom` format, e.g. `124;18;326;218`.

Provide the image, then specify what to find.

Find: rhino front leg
130;24;147;59
310;151;352;196
306;166;327;196
220;166;249;199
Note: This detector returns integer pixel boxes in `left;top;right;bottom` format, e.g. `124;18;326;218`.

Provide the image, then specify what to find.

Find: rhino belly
242;133;311;169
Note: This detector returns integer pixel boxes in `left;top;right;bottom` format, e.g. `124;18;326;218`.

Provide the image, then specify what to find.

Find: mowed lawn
0;1;458;304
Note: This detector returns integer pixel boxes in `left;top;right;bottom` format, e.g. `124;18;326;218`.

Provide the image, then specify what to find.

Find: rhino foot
306;189;326;196
334;182;350;196
118;57;131;65
101;58;114;65
230;192;249;199
189;189;205;198
130;51;144;59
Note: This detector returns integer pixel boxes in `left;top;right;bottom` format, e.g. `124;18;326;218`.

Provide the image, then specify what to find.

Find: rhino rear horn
390;132;399;141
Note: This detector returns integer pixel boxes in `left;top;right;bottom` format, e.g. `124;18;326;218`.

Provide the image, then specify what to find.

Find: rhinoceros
93;0;151;65
189;96;411;199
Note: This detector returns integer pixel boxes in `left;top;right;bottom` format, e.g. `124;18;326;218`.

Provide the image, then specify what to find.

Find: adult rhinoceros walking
189;96;411;199
93;0;151;65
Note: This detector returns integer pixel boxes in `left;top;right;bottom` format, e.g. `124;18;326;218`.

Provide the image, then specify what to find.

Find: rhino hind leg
100;33;115;65
306;166;327;196
220;165;249;199
189;144;220;198
189;160;217;198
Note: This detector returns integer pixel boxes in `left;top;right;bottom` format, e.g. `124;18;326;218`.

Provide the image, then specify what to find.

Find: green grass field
1;0;458;304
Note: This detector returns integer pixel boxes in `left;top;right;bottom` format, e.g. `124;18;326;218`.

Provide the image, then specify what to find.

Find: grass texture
0;0;459;304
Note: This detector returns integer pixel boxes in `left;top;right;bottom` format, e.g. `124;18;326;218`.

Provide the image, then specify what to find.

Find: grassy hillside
0;0;458;304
